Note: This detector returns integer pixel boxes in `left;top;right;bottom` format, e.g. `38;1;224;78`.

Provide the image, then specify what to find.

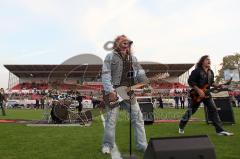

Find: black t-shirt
119;54;134;86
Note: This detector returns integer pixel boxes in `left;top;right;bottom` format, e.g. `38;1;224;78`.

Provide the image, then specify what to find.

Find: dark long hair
196;55;209;68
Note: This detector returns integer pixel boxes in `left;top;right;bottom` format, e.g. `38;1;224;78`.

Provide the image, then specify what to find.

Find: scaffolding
8;72;19;90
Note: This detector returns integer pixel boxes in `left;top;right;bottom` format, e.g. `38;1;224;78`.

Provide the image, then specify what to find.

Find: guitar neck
126;74;167;90
128;83;147;90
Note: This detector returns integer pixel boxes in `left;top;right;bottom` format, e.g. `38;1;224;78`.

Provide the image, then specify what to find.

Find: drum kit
48;99;91;125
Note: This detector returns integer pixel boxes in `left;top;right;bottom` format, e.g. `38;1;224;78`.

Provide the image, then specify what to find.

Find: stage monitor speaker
139;102;154;124
144;135;216;159
204;97;235;124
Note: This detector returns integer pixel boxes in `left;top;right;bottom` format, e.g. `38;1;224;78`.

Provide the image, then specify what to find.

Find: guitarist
101;35;148;154
178;55;233;136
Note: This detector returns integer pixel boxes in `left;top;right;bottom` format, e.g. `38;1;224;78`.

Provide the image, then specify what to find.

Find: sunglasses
120;40;133;47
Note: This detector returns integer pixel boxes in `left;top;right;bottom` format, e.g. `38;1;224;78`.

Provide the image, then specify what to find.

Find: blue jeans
102;100;147;150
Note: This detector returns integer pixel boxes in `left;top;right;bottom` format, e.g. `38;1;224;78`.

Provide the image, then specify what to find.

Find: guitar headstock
225;77;232;85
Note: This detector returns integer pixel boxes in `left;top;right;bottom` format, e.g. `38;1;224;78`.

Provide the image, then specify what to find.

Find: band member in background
101;35;148;154
187;96;191;108
76;92;83;113
35;99;40;109
178;55;233;136
40;96;45;109
158;94;163;109
0;88;7;116
236;94;240;107
180;94;185;109
174;94;179;109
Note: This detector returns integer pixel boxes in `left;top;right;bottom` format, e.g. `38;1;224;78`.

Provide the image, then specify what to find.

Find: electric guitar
190;78;232;103
103;73;169;108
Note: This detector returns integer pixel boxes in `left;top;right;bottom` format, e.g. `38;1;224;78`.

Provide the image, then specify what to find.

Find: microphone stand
126;53;137;159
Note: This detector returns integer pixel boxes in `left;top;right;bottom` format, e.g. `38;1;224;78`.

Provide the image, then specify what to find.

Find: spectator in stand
180;94;185;109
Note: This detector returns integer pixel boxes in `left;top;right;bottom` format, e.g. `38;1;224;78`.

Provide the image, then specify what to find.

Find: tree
216;53;240;83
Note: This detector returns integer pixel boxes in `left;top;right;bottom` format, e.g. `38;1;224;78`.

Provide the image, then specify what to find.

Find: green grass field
0;108;239;159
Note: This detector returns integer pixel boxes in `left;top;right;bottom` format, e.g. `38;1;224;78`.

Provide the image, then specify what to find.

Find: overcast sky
1;0;240;89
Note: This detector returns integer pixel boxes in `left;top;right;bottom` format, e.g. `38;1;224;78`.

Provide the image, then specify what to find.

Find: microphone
129;40;133;45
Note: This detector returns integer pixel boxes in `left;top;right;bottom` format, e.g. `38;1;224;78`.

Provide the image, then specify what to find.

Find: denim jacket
102;51;148;93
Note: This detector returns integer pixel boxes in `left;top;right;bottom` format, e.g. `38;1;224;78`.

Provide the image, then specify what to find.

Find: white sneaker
217;131;234;136
102;146;111;154
179;128;184;134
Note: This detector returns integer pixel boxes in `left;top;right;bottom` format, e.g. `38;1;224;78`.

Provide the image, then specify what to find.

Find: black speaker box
144;135;216;159
204;97;235;124
139;102;154;124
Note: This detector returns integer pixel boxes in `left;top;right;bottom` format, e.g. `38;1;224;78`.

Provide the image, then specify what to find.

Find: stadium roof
4;64;194;79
